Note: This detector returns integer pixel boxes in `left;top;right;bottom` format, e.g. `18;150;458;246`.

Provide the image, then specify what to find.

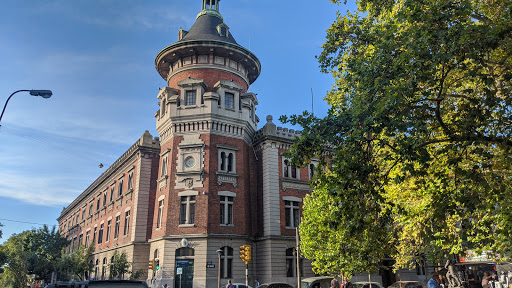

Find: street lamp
0;89;53;124
216;249;223;288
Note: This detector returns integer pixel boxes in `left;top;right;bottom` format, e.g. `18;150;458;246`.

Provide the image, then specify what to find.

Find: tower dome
155;0;261;88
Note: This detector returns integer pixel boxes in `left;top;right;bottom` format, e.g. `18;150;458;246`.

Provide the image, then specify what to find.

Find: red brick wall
168;69;248;93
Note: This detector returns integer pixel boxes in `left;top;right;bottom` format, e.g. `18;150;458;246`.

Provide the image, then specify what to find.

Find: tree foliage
59;244;94;281
0;232;30;288
281;0;512;277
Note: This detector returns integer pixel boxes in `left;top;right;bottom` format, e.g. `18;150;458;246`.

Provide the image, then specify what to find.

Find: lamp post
0;89;53;124
216;249;223;288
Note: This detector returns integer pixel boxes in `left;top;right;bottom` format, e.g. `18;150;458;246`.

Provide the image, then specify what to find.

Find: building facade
58;1;317;287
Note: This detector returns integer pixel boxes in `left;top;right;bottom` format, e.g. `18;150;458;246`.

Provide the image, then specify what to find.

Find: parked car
388;281;425;288
353;281;385;288
224;284;253;288
257;283;294;288
44;280;149;288
301;276;335;288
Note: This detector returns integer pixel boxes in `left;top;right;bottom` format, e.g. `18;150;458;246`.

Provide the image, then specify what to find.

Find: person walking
428;272;441;288
227;280;236;288
330;279;339;288
341;277;352;288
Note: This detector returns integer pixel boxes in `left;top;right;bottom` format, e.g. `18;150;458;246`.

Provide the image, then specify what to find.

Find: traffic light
239;245;252;264
239;245;246;261
155;259;160;270
244;245;251;263
149;259;154;270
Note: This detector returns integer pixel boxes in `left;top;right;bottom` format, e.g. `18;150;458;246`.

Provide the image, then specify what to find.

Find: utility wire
0;124;106;168
0;218;55;226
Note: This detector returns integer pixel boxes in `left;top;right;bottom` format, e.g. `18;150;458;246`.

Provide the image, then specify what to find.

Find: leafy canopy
281;0;512;277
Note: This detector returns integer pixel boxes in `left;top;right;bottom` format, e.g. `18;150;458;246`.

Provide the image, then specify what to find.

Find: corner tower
154;0;261;143
149;2;262;287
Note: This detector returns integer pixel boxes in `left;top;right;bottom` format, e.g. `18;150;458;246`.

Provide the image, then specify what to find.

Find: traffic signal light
156;259;160;270
239;245;252;264
239;245;246;261
149;259;154;270
244;245;251;262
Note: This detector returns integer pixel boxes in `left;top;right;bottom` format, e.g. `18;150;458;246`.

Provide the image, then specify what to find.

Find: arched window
219;246;233;278
220;152;226;171
283;160;289;178
154;249;159;259
102;257;107;280
227;153;233;172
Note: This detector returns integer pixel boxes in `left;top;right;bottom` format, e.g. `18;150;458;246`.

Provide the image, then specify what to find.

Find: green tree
25;225;68;282
0;232;30;288
59;244;94;281
108;250;143;280
0;222;3;239
282;0;512;277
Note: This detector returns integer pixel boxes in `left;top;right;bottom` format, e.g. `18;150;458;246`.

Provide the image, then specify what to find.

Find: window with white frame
283;159;299;179
96;198;101;211
124;210;131;236
286;248;303;277
219;246;233;278
180;196;196;225
218;146;237;173
85;230;90;248
161;156;168;177
110;186;115;202
89;203;93;216
82;208;86;220
98;224;103;244
220;196;233;226
103;192;107;206
114;215;120;239
127;171;134;191
225;92;234;109
157;199;164;229
106;220;111;242
118;179;123;196
285;199;301;228
185;90;196;106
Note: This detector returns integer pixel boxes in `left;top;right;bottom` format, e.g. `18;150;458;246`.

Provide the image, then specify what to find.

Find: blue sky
0;0;356;243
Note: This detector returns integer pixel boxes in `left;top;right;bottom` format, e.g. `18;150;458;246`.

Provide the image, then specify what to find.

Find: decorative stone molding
216;171;239;187
158;175;168;189
175;135;205;189
281;178;312;192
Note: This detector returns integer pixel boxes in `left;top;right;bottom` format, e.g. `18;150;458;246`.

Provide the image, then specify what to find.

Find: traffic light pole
246;263;249;288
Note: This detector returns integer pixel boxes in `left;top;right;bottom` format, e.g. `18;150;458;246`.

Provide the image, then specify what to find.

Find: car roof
302;276;334;282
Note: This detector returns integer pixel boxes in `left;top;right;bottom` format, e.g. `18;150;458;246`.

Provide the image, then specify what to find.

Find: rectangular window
124;210;131;236
106;220;111;242
114;216;120;239
110;186;115;202
220;196;233;225
285;201;300;228
89;203;93;216
118;179;123;196
85;231;90;248
98;224;103;244
93;227;97;244
96;198;100;211
103;193;107;206
82;208;86;220
128;172;134;190
180;196;196;225
161;156;168;177
225;92;234;109
219;149;236;173
78;234;83;248
185;90;196;106
157;200;164;229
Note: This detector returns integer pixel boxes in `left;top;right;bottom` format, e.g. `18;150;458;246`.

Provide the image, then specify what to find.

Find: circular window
184;156;195;168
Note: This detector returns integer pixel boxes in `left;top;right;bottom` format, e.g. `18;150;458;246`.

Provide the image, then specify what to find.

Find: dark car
44;280;149;288
388;281;425;288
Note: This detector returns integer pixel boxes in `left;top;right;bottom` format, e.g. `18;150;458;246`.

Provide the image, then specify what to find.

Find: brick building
57;1;318;287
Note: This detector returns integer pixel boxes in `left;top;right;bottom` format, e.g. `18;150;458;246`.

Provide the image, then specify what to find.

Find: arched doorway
175;247;195;288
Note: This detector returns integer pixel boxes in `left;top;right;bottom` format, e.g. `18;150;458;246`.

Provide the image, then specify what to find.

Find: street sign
206;263;215;268
177;267;183;275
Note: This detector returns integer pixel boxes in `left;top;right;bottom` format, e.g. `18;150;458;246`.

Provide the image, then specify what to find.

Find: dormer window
217;24;229;38
225;92;234;109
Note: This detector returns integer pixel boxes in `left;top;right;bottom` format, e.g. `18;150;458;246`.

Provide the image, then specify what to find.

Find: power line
0;124;106;168
0;218;55;226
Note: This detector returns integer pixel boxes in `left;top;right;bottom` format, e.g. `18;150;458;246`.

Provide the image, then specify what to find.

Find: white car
225;284;253;288
353;281;385;288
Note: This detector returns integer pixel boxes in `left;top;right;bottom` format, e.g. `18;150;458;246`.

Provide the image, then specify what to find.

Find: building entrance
175;259;194;288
